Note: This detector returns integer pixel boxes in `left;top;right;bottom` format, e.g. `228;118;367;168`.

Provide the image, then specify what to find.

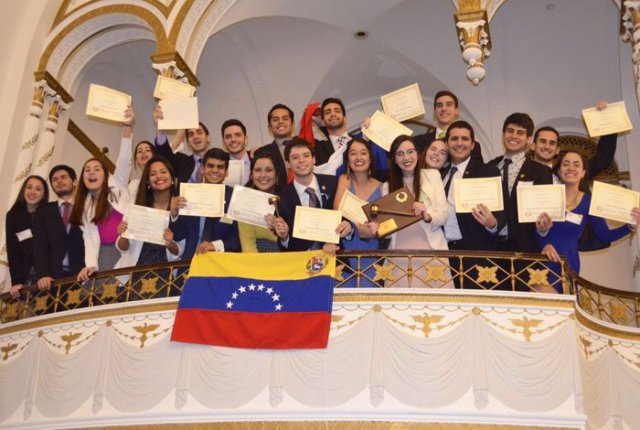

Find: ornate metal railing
1;250;627;326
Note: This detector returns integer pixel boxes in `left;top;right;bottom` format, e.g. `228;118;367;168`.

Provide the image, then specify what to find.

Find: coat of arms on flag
171;251;336;349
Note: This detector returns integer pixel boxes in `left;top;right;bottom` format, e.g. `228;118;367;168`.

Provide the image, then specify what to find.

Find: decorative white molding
183;0;236;70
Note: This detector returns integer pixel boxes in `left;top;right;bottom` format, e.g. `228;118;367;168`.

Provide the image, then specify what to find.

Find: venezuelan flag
171;251;336;349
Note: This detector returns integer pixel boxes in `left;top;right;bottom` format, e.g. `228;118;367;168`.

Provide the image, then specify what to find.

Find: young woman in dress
6;175;49;298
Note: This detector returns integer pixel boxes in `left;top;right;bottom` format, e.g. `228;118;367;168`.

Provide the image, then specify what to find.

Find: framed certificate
453;176;503;213
226;186;275;228
179;183;225;217
517;184;566;223
86;84;131;123
362;110;414;151
380;83;426;123
589;181;639;224
158;97;199;130
122;205;170;246
582;101;633;137
292;207;342;244
153;75;196;100
337;190;369;225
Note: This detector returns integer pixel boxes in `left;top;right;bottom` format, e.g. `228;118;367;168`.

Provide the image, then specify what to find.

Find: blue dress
536;193;630;291
340;182;382;287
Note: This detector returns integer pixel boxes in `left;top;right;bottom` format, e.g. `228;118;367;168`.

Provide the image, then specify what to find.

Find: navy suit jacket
488;155;553;252
446;158;504;251
155;136;197;184
33;202;85;279
174;185;240;260
278;174;338;251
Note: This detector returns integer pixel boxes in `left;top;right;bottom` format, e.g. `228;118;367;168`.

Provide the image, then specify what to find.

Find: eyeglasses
394;149;417;159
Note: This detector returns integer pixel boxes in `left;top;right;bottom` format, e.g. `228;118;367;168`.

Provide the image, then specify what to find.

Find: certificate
582;101;633;137
153;75;196;100
453;176;503;213
337;190;368;224
122;205;169;246
223;160;245;186
517;184;566;223
293;207;342;244
362;110;414;151
380;83;426;122
86;84;131;122
589;181;640;224
226;186;275;228
179;183;225;217
158;97;199;130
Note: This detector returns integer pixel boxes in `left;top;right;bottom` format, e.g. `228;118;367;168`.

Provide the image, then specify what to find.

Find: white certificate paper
453;176;504;213
153;75;196;100
362;110;414;151
380;83;426;123
86;84;131;122
517;184;566;223
589;181;640;224
158;97;199;130
226;186;275;228
223;160;245;186
293;207;342;244
122;205;169;246
338;190;368;225
179;183;225;217
582;101;633;137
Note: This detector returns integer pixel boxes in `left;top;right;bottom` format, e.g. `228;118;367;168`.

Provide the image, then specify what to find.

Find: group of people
6;89;640;298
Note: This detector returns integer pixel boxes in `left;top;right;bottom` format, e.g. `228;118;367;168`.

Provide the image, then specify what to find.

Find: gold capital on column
455;5;492;85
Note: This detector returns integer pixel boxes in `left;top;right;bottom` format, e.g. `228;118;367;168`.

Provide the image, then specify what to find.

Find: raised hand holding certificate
337;190;368;224
362;110;414;151
86;84;131;122
223;160;245;185
517;184;566;223
158;97;199;130
122;205;170;246
380;83;426;122
582;101;633;137
153;75;196;100
226;186;275;228
179;183;225;217
293;207;342;244
453;177;503;213
589;181;640;224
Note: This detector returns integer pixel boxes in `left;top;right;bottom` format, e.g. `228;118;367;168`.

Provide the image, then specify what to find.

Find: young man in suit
221;119;251;185
173;148;240;259
274;138;352;251
254;104;295;186
33;165;85;291
489;113;553;253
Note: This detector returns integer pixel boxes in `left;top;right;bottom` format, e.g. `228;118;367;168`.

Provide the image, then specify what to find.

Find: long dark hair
388;135;421;197
555;150;590;193
70;158;112;226
11;175;49;211
135;156;177;209
246;153;282;194
343;138;375;179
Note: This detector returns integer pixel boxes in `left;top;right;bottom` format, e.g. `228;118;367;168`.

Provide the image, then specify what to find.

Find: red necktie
62;202;71;230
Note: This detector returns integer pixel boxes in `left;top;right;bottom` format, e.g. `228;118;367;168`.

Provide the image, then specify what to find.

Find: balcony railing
1;250;635;327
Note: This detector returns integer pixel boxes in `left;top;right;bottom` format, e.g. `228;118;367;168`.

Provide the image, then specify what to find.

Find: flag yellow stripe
188;251;336;280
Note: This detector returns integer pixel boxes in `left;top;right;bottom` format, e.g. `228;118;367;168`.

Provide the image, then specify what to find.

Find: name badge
565;211;583;225
16;229;33;242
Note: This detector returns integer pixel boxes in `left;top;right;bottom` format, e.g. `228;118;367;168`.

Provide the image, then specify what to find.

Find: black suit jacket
278;174;338;251
313;139;336;166
5;205;36;285
33;202;85;279
415;129;484;162
446;159;504;251
254;141;288;187
489;155;553;252
588;133;617;180
155;136;197;184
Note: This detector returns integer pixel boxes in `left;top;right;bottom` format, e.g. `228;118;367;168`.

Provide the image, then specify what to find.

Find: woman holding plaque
239;154;285;252
6;175;49;298
376;135;450;288
536;151;639;292
333;138;383;287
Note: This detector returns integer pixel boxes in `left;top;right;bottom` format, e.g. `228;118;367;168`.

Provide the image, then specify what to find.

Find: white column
32;96;69;178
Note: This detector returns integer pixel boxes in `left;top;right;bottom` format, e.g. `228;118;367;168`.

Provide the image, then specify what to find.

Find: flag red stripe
171;309;331;349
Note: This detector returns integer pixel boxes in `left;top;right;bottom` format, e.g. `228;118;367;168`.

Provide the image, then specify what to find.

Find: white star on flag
226;301;234;309
275;304;283;311
232;292;238;299
248;284;256;291
257;284;265;291
272;294;280;302
266;287;273;294
239;286;246;293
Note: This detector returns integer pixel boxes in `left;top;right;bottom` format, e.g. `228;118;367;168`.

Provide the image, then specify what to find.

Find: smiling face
447;127;475;164
433;95;459;128
50;169;75;198
23;177;46;206
533;130;560;163
186;126;210;155
82;160;105;192
286;145;315;179
394;140;418;175
558;152;586;186
135;142;154;168
347;141;371;175
424;140;448;169
222;125;247;157
502;123;531;155
321;102;345;132
268;108;293;139
251;157;277;192
147;161;172;191
202;157;228;184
